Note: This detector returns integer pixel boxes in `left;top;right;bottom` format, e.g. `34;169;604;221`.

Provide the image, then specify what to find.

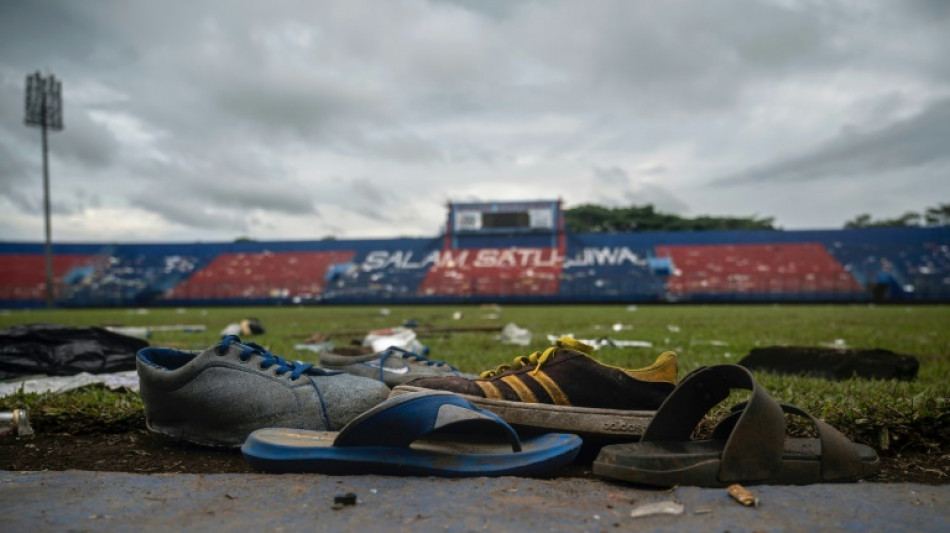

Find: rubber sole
390;385;655;439
592;438;881;487
241;428;583;477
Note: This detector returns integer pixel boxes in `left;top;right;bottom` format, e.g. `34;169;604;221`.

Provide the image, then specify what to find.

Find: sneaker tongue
555;336;594;355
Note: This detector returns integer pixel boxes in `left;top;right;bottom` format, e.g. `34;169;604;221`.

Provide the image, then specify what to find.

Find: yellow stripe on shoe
530;370;571;405
475;380;502;399
622;351;678;384
500;375;538;403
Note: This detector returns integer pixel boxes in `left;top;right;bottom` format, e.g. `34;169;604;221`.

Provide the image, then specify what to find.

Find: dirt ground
1;429;947;484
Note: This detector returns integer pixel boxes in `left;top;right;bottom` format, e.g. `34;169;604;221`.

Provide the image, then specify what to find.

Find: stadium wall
1;226;948;307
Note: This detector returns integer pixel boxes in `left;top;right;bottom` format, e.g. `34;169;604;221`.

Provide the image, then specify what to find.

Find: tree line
563;203;950;233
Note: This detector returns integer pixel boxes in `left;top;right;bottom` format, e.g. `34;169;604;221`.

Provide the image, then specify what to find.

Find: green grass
1;304;947;452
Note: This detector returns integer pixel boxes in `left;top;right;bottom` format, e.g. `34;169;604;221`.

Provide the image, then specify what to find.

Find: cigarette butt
727;484;759;507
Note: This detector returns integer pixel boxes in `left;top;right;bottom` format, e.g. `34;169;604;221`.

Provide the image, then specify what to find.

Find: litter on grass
498;323;532;346
363;327;428;354
106;325;206;339
220;318;266;337
294;342;335;353
0;370;140;398
0;409;33;436
727;484;759;507
546;335;653;350
690;340;728;346
629;501;684;518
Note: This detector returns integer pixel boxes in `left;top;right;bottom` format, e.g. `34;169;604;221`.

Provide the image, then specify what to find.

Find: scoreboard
450;200;560;234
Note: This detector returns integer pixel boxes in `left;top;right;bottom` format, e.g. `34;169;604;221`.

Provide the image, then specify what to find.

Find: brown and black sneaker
390;336;677;439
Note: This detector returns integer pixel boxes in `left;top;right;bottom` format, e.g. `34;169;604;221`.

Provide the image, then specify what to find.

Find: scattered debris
738;346;919;381
452;311;464;320
691;340;728;346
498;323;532;346
379;308;391;316
363;327;428;354
332;492;358;510
546;335;652;350
821;338;849;349
667;324;681;333
626;305;638;312
403;319;419;328
105;324;206;339
0;409;33;436
0;370;140;398
293;342;335;353
221;318;266;337
629;501;684;518
727;484;759;507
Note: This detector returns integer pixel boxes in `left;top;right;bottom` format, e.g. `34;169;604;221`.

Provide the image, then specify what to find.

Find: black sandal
592;364;879;487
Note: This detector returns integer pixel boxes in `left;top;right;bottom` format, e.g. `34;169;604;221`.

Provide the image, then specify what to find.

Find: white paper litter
498;323;532;346
629;501;684;518
546;335;652;350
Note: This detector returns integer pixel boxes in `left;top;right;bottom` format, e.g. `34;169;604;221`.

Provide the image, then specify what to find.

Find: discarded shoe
319;346;478;387
592;364;880;487
391;336;677;438
137;335;391;447
242;390;583;477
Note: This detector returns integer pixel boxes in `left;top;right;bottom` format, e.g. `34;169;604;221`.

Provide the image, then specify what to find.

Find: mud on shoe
136;335;391;447
319;346;478;388
391;336;677;439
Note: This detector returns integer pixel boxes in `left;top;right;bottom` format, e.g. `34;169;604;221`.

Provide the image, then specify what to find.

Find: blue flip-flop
241;390;582;477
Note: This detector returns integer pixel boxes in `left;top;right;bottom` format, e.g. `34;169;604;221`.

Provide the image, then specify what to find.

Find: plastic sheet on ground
0;323;147;379
0;370;140;398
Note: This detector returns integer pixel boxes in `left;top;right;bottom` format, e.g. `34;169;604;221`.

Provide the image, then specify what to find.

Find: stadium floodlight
24;71;64;308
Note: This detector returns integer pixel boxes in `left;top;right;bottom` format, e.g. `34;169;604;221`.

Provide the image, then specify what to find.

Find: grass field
1;303;948;459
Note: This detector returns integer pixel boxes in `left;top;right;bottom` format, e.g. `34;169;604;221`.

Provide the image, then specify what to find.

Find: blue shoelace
216;335;316;380
378;346;458;372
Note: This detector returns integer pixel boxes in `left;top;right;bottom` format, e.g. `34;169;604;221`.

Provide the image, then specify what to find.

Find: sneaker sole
146;421;242;448
390;385;655;439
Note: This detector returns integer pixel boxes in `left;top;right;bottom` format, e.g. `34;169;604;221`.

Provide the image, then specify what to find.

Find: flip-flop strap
712;403;864;480
333;392;522;452
642;364;785;482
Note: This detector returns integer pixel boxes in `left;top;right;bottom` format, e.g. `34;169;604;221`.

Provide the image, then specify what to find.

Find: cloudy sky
1;0;948;243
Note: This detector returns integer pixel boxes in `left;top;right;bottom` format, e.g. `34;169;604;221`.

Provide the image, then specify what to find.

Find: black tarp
0;323;148;380
738;345;919;381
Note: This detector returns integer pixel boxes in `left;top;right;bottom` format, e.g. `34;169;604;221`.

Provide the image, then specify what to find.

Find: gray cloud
0;1;948;241
714;98;950;185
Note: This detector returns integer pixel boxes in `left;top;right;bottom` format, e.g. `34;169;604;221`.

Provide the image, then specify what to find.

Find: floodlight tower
24;71;64;308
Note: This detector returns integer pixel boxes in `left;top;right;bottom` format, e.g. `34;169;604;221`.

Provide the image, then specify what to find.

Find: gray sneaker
136;335;390;447
319;346;479;387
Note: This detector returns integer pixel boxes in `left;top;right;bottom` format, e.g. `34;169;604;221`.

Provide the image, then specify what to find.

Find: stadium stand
168;250;354;303
655;243;863;301
0;252;93;302
1;226;947;307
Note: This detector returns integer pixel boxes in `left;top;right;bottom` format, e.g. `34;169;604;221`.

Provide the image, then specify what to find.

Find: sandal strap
642;364;785;482
334;391;522;452
712;402;864;480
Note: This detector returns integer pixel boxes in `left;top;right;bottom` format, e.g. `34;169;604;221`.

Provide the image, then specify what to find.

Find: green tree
564;204;777;233
924;203;950;226
844;211;922;229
